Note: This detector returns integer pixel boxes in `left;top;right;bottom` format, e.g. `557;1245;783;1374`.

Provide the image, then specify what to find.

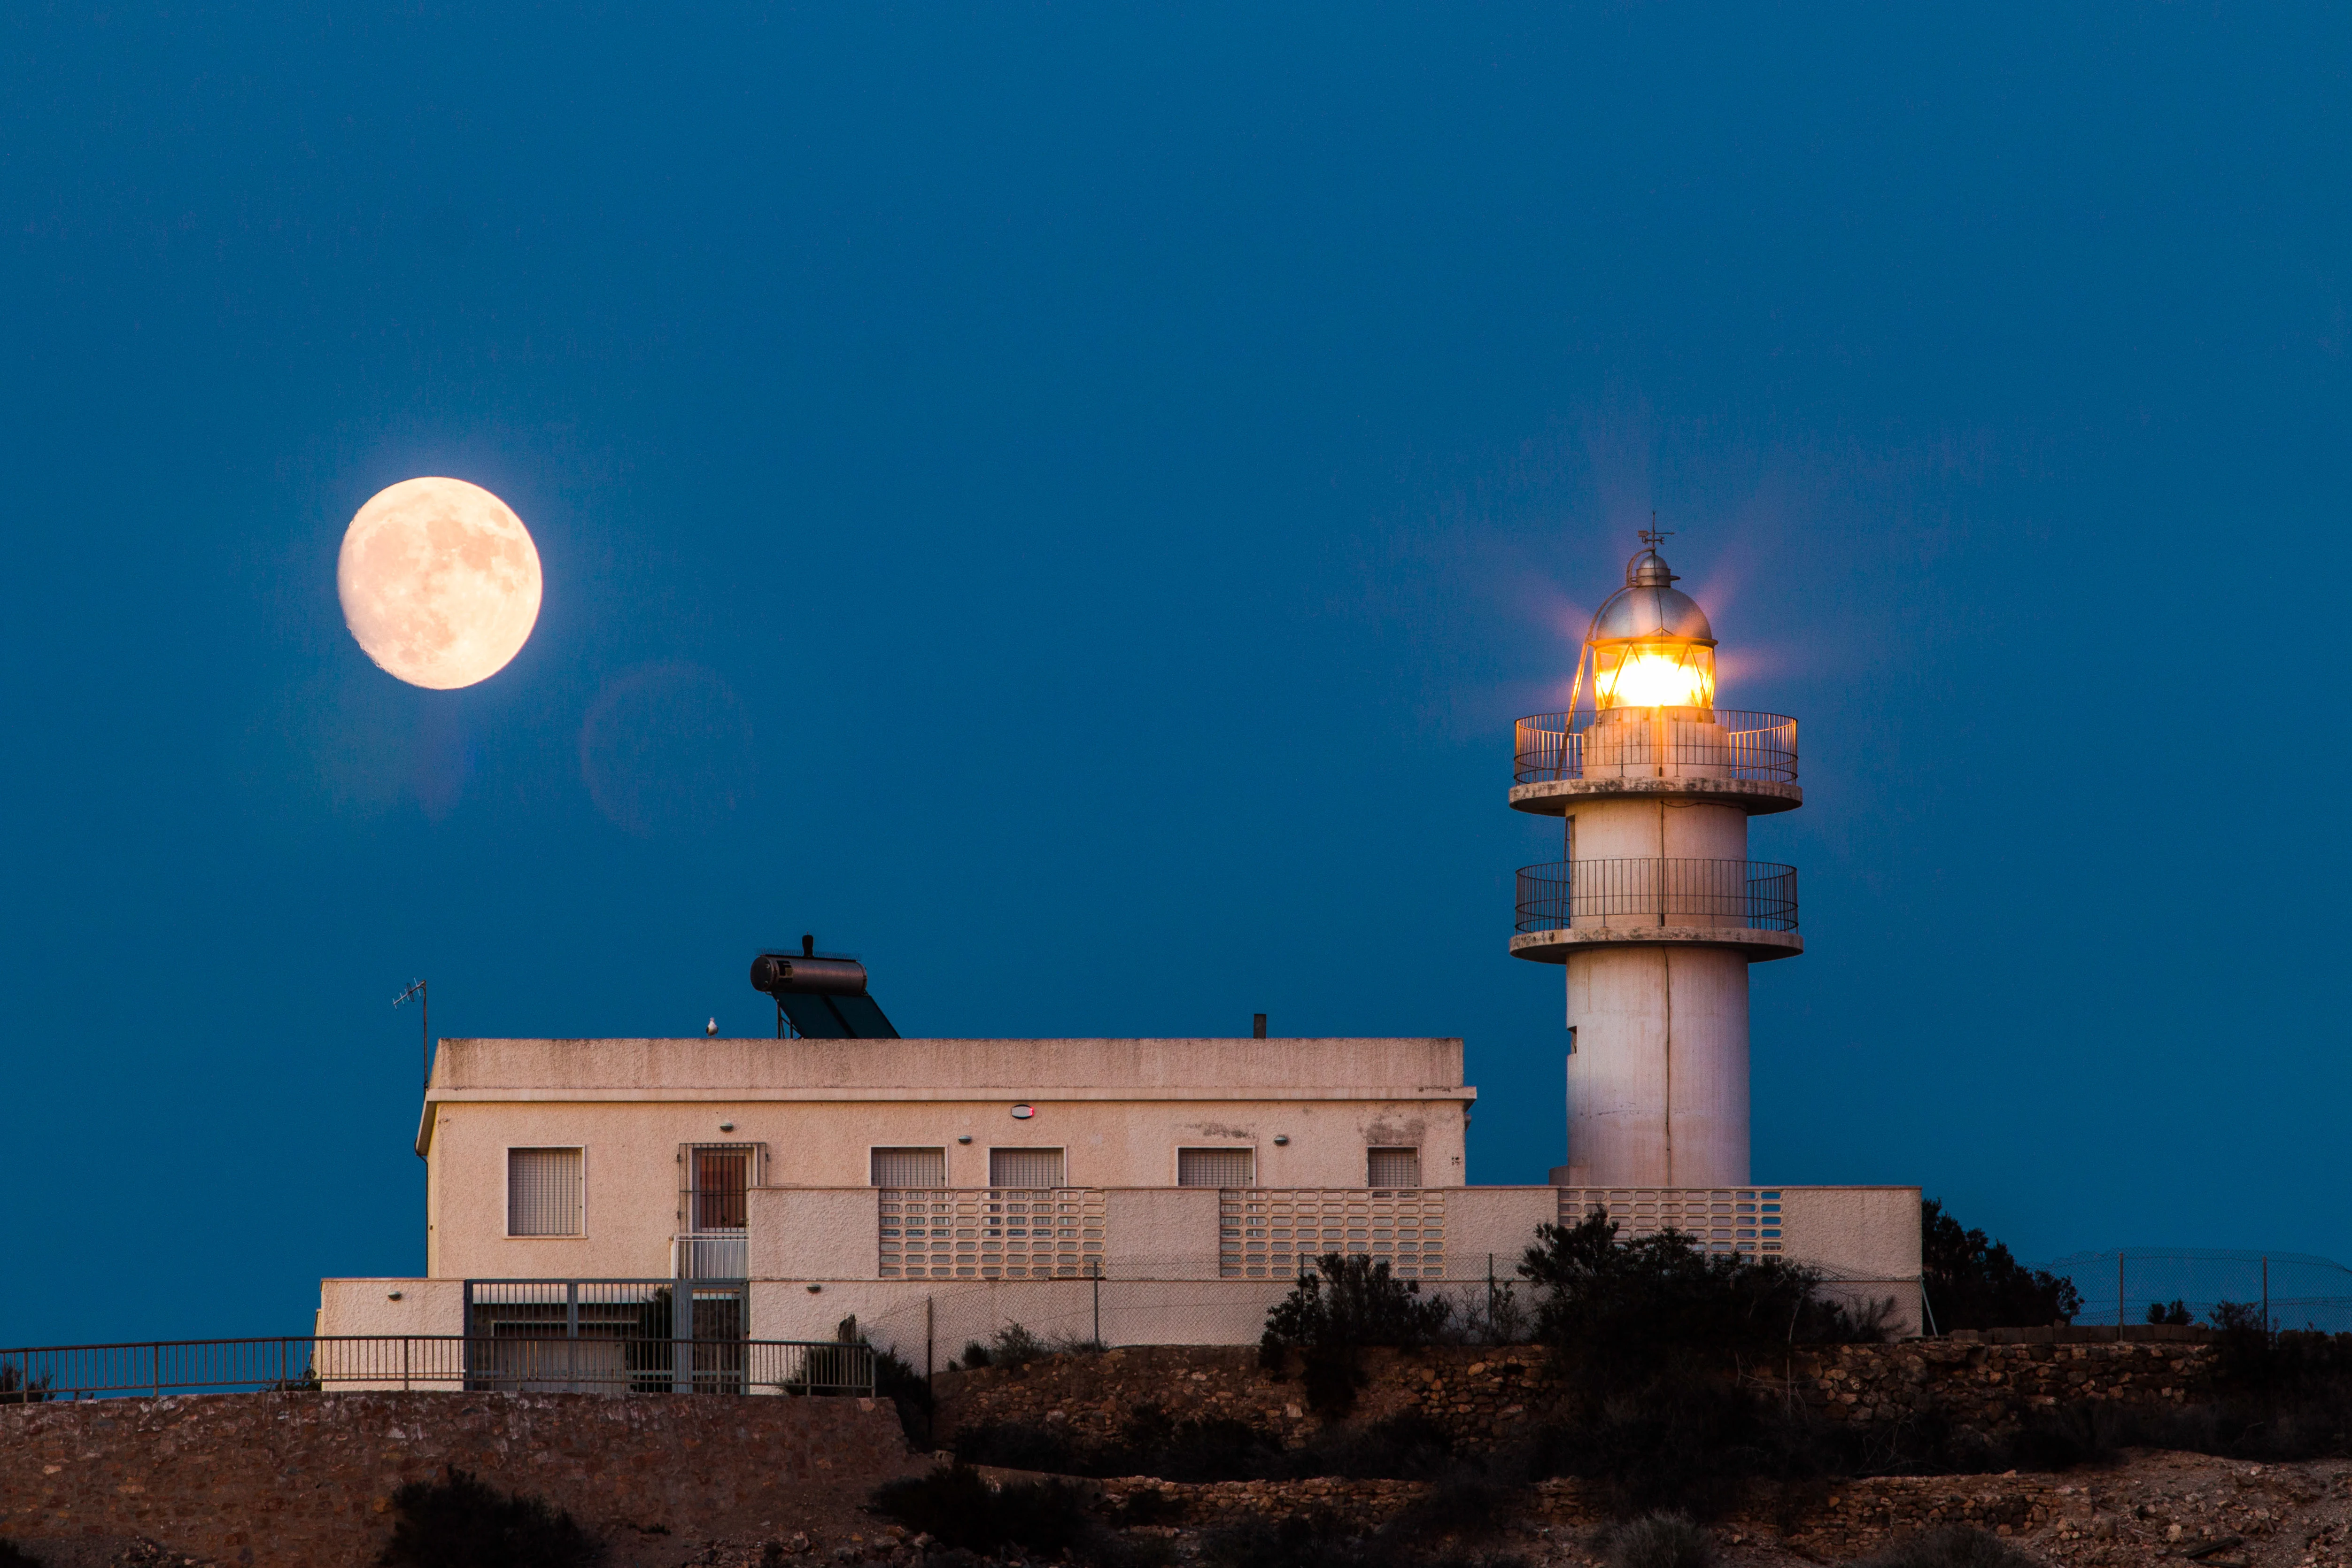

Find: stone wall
935;1336;2222;1451
935;1345;1552;1450
1798;1336;2217;1429
0;1391;913;1568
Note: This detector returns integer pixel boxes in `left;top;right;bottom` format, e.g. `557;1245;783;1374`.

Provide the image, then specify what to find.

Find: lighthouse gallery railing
1514;710;1797;784
1515;857;1798;933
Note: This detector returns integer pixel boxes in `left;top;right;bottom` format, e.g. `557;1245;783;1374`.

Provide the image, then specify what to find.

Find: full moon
336;478;543;689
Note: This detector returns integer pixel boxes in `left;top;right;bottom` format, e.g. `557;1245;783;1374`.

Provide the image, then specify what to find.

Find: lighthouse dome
1591;547;1715;646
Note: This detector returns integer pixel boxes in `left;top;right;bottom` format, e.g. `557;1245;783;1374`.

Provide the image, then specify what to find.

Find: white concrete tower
1509;533;1801;1188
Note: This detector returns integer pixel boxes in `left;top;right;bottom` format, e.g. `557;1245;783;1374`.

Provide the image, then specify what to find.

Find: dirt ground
27;1447;2352;1567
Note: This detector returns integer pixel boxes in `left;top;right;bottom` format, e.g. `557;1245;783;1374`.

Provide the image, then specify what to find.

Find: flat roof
416;1036;1473;1156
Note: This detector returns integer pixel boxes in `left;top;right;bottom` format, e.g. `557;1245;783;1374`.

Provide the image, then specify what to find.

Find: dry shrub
1857;1526;2038;1568
1602;1512;1714;1568
378;1468;598;1568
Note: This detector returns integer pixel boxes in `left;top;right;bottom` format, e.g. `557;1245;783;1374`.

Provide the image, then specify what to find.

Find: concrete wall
419;1036;1471;1278
315;1277;465;1340
1568;796;1749;864
427;1035;1468;1103
1444;1187;1559;1274
1563;945;1750;1187
1549;793;1760;1190
1780;1184;1924;1332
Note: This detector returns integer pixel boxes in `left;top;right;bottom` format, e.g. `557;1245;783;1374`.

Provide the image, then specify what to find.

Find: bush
1603;1512;1713;1568
1302;1413;1461;1482
1524;1381;1769;1520
1383;1465;1520;1545
0;1364;52;1405
867;1465;1094;1558
954;1322;1048;1374
1509;1212;1889;1519
1858;1526;2038;1568
1519;1213;1887;1397
1115;1408;1286;1482
378;1469;599;1568
1920;1200;2081;1331
2146;1298;2192;1326
2131;1312;2352;1460
867;1342;933;1448
1445;1279;1533;1346
1195;1511;1366;1568
1261;1254;1455;1415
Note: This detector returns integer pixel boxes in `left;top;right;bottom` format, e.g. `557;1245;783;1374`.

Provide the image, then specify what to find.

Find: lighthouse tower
1509;533;1801;1189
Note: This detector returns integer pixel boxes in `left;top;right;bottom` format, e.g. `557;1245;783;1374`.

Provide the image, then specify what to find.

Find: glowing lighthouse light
1595;645;1714;709
1580;530;1718;711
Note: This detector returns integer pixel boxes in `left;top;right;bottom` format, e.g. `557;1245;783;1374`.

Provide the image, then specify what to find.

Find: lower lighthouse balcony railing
1515;857;1798;934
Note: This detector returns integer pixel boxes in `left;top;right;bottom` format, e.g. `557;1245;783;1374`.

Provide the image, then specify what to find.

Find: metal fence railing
2037;1248;2352;1333
1514;709;1799;784
0;1336;875;1402
1515;857;1799;934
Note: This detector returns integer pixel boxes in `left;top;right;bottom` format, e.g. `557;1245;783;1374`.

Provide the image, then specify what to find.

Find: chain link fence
845;1257;1535;1375
2037;1249;2352;1332
837;1254;1917;1376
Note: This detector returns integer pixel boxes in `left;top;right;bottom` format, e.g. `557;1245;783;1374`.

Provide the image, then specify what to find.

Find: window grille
1177;1147;1255;1187
508;1148;584;1237
871;1147;947;1187
1367;1147;1421;1188
988;1147;1065;1188
678;1143;765;1232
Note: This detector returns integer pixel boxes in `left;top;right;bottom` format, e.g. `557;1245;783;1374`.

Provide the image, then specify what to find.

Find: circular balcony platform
1509;775;1802;816
1512;709;1800;815
1509;925;1805;964
1510;857;1803;963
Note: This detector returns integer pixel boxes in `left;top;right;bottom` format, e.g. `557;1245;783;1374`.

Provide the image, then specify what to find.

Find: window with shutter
988;1147;1065;1189
871;1147;948;1187
507;1148;584;1236
1176;1147;1255;1187
1366;1147;1421;1189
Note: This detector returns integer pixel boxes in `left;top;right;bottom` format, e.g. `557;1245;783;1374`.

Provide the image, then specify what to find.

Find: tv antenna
395;979;429;1094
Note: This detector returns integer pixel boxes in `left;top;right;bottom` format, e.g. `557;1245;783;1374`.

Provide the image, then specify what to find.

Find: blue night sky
3;3;2348;1345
